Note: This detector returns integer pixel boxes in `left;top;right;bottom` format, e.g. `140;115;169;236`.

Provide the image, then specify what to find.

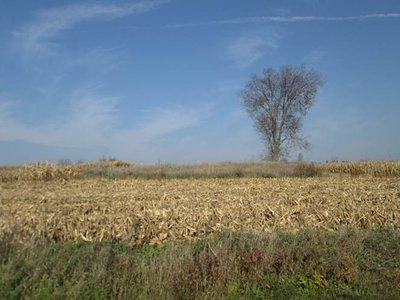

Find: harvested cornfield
0;161;317;182
0;160;134;182
1;175;399;245
3;160;398;183
317;161;400;177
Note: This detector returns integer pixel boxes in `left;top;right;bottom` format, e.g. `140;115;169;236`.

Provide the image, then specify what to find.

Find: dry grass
317;161;400;177
2;228;399;299
83;161;319;179
0;161;321;182
1;174;399;245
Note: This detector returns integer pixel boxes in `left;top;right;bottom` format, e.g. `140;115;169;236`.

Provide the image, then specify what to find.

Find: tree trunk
272;140;280;161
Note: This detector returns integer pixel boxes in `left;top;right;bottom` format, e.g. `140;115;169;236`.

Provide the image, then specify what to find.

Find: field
1;161;400;298
1;175;399;245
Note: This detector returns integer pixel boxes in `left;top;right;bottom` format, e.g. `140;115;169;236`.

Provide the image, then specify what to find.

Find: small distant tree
241;65;323;161
297;153;304;163
329;156;339;163
57;158;72;166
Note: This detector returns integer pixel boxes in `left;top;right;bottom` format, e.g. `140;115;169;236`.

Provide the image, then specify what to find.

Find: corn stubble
1;161;399;245
319;161;400;177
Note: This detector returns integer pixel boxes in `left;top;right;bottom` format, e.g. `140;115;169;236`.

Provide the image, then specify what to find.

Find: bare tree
241;65;323;161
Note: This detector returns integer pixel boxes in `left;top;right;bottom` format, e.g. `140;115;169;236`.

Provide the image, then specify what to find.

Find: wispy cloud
114;106;203;158
14;1;167;55
226;35;278;68
0;88;204;160
225;29;280;68
164;13;400;29
0;89;117;148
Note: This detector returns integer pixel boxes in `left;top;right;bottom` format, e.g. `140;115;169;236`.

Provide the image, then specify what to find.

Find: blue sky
1;0;399;164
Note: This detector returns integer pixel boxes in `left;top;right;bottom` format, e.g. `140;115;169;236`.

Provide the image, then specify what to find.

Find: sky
1;0;399;164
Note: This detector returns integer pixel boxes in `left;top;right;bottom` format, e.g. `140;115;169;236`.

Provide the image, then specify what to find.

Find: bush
293;163;321;177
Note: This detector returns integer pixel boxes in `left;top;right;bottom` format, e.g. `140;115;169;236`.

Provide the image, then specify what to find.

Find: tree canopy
241;65;323;161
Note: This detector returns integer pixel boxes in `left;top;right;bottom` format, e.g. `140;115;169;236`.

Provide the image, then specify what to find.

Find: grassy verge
1;228;399;299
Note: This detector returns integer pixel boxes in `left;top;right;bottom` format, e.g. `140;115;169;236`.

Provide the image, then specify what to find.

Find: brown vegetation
2;160;399;183
318;161;400;177
1;160;399;298
1;168;399;245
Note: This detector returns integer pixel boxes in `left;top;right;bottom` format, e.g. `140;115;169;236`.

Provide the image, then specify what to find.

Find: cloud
0;90;117;148
116;106;202;146
0;89;204;161
14;1;167;55
113;106;204;159
164;13;400;29
226;30;280;68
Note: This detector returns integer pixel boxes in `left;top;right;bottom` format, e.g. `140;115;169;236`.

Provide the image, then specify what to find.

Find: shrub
293;163;321;177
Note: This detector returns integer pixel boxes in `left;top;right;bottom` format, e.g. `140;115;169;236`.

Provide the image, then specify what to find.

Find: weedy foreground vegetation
0;161;399;299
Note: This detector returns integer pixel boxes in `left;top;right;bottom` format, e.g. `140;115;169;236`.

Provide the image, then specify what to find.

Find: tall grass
83;161;321;179
1;228;399;299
